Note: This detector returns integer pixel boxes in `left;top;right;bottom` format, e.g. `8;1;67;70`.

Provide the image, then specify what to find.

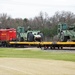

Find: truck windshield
62;24;67;30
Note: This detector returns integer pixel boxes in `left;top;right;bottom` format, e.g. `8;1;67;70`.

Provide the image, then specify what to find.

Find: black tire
62;36;68;42
27;32;34;42
20;37;24;41
39;33;44;41
60;36;67;42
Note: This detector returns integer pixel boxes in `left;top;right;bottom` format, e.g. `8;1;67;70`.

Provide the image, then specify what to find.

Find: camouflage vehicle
57;23;75;42
17;26;43;42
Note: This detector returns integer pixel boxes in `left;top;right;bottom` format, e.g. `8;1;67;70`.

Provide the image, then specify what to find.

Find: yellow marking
9;42;40;45
9;41;75;45
9;42;53;45
40;42;53;45
57;42;75;45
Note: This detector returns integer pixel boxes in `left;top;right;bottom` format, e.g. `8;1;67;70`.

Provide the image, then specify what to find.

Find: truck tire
20;37;24;41
63;36;68;42
39;33;44;41
61;36;67;42
27;32;34;42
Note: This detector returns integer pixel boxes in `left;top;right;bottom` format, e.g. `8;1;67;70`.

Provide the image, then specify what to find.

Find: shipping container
0;28;16;41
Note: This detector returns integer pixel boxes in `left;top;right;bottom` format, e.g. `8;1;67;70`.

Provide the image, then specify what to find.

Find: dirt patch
0;58;75;75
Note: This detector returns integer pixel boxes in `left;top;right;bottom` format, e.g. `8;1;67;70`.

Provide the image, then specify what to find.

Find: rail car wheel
57;46;63;49
1;42;7;47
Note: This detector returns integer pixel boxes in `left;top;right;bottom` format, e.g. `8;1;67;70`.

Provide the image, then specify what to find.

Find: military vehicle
57;23;75;42
17;26;43;42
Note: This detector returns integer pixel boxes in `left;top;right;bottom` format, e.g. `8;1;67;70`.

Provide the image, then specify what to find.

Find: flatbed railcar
1;27;75;49
8;41;75;49
1;39;75;49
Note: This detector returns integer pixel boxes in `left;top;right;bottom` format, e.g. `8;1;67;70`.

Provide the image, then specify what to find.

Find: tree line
0;11;75;41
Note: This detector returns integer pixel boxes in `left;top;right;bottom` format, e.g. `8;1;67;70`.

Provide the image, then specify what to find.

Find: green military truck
57;23;75;42
17;26;43;42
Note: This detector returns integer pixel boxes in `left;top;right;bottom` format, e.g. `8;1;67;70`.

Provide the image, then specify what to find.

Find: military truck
17;26;43;42
57;23;75;42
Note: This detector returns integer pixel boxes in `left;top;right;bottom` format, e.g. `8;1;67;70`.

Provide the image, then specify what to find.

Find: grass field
0;48;75;62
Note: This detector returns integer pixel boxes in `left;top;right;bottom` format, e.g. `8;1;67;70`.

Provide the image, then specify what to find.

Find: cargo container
0;28;16;46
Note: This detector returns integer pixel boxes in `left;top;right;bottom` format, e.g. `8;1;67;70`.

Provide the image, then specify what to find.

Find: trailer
8;41;75;49
1;23;75;49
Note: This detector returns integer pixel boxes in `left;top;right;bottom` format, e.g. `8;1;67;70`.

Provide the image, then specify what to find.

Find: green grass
0;48;75;62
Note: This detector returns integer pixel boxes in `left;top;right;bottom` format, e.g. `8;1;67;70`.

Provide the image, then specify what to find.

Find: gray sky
0;0;75;19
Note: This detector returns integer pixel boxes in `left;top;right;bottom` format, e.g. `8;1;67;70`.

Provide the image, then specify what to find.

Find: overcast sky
0;0;75;19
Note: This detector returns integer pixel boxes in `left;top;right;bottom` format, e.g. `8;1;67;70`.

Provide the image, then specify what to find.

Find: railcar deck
9;41;75;49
